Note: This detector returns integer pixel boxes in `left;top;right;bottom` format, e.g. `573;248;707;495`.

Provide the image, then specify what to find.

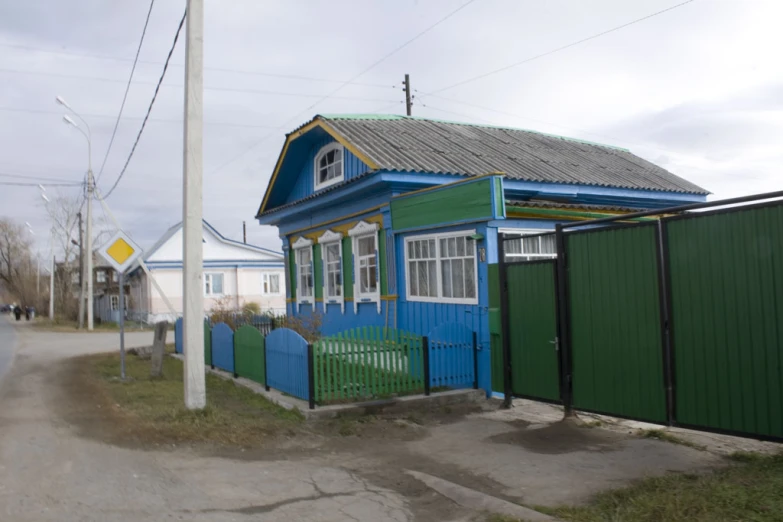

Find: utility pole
183;0;207;409
49;228;55;320
77;211;85;329
86;170;94;331
243;221;247;244
403;74;412;116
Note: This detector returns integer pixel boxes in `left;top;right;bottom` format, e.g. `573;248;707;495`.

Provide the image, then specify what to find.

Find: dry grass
542;453;783;522
83;352;303;447
638;428;706;451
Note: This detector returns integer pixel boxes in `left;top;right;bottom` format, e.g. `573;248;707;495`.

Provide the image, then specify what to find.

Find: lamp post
39;193;56;320
25;223;40;302
57;96;94;330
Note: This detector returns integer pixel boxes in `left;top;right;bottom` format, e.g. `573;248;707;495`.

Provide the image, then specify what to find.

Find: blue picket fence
265;328;311;403
211;322;235;374
175;318;183;354
426;322;477;389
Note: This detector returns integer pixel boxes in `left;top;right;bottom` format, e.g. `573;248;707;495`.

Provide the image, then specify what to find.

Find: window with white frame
318;230;343;305
292;237;314;304
112;271;118;282
502;230;556;262
405;231;478;304
314;143;344;190
96;270;106;283
348;221;380;311
110;295;119;311
262;273;281;295
204;272;224;296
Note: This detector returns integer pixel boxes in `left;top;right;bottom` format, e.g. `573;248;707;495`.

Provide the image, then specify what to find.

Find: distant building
126;220;285;323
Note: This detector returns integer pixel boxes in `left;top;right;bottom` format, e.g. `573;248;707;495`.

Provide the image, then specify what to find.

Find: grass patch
85;352;303;447
546;453;783;522
582;420;604;429
638;429;706;450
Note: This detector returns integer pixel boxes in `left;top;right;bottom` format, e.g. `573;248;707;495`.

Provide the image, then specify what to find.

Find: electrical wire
95;0;156;186
0;172;85;184
0;180;82;187
427;0;697;94
0;42;390;88
207;0;480;177
0;68;399;103
102;8;187;199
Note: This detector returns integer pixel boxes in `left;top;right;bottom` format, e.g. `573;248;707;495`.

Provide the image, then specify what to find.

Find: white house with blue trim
128;220;285;322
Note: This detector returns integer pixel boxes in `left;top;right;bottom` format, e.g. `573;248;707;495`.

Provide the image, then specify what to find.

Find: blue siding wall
396;223;492;395
286;137;370;204
296;301;389;336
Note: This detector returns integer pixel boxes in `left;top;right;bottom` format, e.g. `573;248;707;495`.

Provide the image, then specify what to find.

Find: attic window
314;143;344;190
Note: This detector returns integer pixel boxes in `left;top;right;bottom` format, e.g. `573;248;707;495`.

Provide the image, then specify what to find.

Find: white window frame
500;228;557;262
96;270;106;283
348;221;380;313
112;271;118;283
318;229;344;313
204;272;225;297
261;272;282;296
292;236;314;309
110;295;119;311
313;143;345;191
404;229;479;306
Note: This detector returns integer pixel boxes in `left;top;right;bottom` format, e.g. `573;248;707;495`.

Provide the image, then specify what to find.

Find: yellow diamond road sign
99;231;142;274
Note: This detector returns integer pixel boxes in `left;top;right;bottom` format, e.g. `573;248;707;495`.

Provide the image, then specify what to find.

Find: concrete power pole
49;228;55;320
77;211;85;329
404;74;412;116
182;0;207;409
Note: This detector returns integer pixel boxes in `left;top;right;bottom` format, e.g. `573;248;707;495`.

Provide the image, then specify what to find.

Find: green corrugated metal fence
566;224;667;423
506;261;560;402
666;203;783;439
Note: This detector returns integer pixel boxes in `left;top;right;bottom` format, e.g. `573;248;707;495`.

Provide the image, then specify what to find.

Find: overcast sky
1;0;781;256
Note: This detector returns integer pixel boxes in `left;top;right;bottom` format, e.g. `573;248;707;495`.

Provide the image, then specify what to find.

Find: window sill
314;177;344;192
405;296;479;306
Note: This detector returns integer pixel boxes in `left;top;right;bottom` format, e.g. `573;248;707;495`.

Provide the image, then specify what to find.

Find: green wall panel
342;236;353;300
568;224;666;423
507;261;560;402
391;178;494;231
313;243;323;300
667;204;783;438
494;177;504;218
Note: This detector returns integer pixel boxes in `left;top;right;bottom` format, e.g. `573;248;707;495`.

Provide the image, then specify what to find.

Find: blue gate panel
427;322;476;389
265;328;310;402
211;322;235;373
174;317;183;354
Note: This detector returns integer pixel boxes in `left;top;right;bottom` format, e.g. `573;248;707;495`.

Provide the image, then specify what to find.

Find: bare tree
0;218;38;307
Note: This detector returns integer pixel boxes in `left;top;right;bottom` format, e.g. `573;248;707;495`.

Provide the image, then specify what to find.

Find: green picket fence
313;327;424;404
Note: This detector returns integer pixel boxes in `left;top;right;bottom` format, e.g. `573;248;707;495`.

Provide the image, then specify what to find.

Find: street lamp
25;223;42;306
39;190;56;320
57;95;93;331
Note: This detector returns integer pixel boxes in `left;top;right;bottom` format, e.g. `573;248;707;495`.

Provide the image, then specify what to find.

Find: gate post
657;220;675;426
422;336;431;396
555;224;574;417
498;233;513;408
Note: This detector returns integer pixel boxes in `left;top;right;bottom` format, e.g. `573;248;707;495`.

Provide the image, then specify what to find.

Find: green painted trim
505;206;658;222
378;229;387;296
342;236;353;300
318;114;629;152
391;178;494;230
494;177;505;218
288;250;296;299
313;243;323;300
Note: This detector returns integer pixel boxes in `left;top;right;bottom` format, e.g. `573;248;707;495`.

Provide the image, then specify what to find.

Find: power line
0;105;279;129
0;180;82;187
102;8;187;199
0;42;390;88
427;0;697;94
95;0;156;186
0;172;85;184
0;68;399;102
208;0;480;177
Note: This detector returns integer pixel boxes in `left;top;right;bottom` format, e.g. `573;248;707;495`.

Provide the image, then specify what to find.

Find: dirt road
0;318;727;521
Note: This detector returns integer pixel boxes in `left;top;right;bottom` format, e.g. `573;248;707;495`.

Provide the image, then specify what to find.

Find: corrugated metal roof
316;115;708;195
507;200;651;213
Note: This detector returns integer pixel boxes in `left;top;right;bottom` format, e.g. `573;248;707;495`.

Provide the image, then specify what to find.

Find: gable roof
317;114;707;194
143;219;282;261
260;114;707;214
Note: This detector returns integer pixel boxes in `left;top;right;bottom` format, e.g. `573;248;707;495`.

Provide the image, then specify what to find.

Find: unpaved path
0;318;731;520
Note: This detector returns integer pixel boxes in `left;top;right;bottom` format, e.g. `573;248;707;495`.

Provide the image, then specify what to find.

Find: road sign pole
119;271;126;380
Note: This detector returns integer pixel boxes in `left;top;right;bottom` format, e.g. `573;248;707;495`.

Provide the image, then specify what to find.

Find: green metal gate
504;260;561;402
566;224;668;424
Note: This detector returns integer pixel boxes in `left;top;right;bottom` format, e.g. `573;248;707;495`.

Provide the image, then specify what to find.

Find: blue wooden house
255;114;707;395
